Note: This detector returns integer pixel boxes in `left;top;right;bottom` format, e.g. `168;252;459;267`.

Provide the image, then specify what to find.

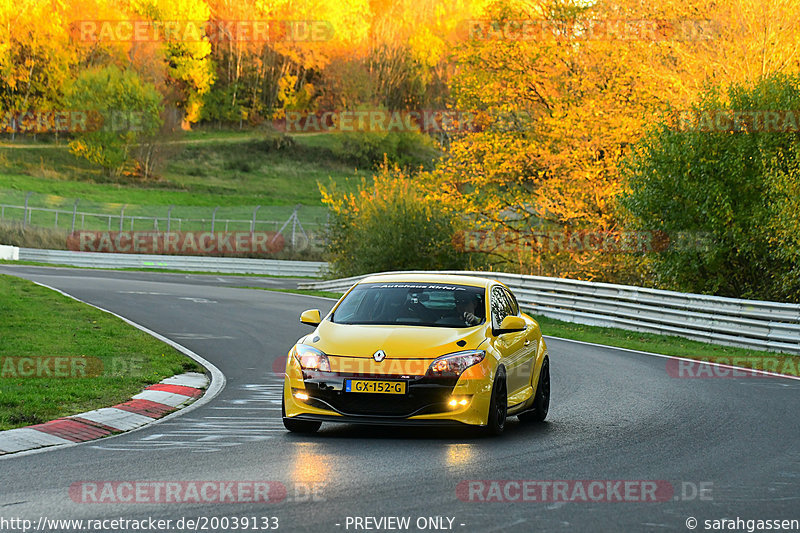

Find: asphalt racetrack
1;265;798;532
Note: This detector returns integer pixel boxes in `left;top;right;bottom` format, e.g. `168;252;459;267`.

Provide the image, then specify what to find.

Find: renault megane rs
282;273;550;435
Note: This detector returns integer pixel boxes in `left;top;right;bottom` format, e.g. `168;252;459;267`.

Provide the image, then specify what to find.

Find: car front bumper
283;356;495;427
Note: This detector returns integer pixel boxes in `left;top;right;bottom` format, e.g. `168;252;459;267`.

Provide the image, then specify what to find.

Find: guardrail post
71;199;79;233
23;191;32;228
119;204;126;232
167;205;174;233
211;206;219;232
251;205;261;236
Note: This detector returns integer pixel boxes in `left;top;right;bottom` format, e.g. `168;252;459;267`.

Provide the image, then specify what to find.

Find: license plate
345;379;406;394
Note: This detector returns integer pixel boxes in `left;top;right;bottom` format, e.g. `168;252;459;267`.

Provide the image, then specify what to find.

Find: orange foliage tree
422;0;800;281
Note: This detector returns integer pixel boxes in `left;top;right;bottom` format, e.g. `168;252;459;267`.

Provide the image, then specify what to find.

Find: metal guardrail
298;270;800;355
17;248;328;277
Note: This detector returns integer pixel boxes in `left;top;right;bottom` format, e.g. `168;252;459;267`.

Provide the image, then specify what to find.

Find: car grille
304;375;458;417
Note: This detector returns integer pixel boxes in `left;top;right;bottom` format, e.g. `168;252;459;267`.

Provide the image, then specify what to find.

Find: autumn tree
620;74;800;302
124;0;214;126
0;0;73;139
421;0;678;280
420;0;800;282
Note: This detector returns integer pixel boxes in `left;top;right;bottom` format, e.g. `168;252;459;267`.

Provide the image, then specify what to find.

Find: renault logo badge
373;350;386;362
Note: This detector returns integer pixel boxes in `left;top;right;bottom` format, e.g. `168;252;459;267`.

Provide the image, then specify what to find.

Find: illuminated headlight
427;350;485;377
293;344;331;372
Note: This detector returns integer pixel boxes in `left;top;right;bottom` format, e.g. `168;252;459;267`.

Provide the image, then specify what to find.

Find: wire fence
0;191;328;253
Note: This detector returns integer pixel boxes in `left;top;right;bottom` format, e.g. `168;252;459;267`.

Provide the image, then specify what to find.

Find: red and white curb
0;372;209;455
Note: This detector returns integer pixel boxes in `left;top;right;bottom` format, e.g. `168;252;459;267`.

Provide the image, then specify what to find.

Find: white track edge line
0;280;227;460
239;287;340;302
543;335;800;382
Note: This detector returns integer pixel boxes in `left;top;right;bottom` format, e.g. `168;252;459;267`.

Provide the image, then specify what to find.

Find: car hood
312;320;485;359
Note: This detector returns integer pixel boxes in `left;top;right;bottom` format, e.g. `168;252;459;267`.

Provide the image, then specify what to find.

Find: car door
489;285;528;396
504;287;537;391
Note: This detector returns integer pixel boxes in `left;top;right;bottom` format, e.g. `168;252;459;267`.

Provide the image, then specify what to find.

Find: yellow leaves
321;162;427;226
424;0;764;279
408;27;445;68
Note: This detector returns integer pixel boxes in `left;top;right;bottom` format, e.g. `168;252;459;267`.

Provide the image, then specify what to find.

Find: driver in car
455;291;483;326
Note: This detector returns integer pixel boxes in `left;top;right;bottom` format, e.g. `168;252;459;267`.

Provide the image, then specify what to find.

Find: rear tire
485;368;507;436
519;358;549;423
282;397;321;434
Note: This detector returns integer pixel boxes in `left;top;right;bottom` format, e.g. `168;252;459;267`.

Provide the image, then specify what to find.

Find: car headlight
426;350;485;377
293;344;331;372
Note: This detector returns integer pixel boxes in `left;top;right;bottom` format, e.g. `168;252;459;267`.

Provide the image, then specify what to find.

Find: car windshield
331;282;486;328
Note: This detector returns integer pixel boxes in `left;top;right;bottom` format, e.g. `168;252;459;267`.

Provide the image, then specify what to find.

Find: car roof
358;272;495;288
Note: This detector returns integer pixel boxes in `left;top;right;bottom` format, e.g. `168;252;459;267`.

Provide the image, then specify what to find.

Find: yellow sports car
282;273;550;435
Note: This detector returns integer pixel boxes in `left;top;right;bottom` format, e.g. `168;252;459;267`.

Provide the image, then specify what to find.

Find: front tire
485;368;507;436
282;397;321;434
519;357;549;423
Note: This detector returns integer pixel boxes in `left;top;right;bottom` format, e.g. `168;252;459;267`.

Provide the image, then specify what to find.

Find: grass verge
0;274;204;430
0;222;68;250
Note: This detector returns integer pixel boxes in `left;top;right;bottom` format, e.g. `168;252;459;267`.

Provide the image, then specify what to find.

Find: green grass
0;132;369;243
177;129;265;142
0;274;205;430
0;133;360;208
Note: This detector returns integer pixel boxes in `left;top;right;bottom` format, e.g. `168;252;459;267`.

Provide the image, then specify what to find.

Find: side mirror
300;309;321;326
496;315;526;335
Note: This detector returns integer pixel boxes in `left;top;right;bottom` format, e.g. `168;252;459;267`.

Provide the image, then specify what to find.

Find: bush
620;74;800;302
320;164;485;278
65;66;163;179
332;130;441;169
